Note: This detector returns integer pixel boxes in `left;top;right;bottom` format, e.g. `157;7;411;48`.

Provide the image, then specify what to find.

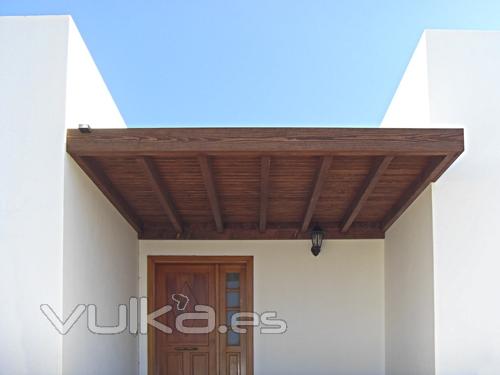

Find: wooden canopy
66;128;464;240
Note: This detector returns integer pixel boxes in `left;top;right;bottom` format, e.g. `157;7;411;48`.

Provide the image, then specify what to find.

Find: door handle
175;347;198;351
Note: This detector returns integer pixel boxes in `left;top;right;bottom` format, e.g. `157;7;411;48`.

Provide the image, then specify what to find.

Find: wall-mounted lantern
310;224;324;256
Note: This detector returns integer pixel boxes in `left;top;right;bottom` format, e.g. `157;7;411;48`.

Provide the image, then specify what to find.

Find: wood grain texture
301;156;333;232
73;156;142;233
381;154;456;231
67;127;465;156
67;128;464;239
140;222;384;240
148;256;254;375
259;156;271;232
139;157;183;234
341;156;394;233
199;155;224;232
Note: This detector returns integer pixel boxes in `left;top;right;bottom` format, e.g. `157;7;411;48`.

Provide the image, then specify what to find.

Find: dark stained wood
72;156;142;233
259;156;271;232
148;256;254;375
66;128;464;240
139;157;183;234
67;128;465;157
198;155;224;232
140;222;384;240
341;156;394;233
301;156;333;232
381;154;456;231
148;260;217;375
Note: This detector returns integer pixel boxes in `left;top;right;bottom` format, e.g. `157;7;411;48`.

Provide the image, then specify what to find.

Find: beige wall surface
384;187;435;375
139;240;385;375
383;29;500;375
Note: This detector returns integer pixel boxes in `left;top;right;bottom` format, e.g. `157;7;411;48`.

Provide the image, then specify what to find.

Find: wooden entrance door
148;256;253;375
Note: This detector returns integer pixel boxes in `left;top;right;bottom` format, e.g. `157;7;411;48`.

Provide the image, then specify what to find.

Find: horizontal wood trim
148;256;254;264
140;222;384;240
67;128;465;157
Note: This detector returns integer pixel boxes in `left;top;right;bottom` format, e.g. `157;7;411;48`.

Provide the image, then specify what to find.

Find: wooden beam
301;156;333;232
140;222;385;240
341;156;394;233
72;156;142;233
139;157;183;234
198;155;224;232
381;153;456;231
259;156;271;232
67;128;465;157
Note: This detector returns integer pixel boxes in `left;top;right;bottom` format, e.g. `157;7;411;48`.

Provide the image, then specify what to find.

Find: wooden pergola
66;128;464;239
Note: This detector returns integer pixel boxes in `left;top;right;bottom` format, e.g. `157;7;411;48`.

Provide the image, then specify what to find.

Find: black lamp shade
311;224;324;256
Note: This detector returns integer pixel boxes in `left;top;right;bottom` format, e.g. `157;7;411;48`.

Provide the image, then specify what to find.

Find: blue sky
3;1;500;127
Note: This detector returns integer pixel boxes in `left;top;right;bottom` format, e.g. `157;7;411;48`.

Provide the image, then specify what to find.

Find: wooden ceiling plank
198;155;224;232
67;128;465;157
381;153;456;231
139;157;183;234
259;156;271;232
341;156;394;233
73;156;142;233
301;156;333;232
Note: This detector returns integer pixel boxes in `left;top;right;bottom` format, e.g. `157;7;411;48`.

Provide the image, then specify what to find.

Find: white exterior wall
62;19;139;375
139;240;385;375
384;187;435;375
0;16;139;374
383;30;500;375
0;16;69;374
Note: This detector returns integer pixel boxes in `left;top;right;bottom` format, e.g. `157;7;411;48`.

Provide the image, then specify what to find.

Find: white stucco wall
383;30;500;375
139;240;385;375
63;159;138;375
384;187;435;375
0;16;139;374
62;18;139;375
0;16;69;375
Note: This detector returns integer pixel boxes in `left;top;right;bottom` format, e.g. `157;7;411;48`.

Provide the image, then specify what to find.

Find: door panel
160;353;183;375
152;264;216;375
190;353;209;375
226;353;241;375
149;257;253;375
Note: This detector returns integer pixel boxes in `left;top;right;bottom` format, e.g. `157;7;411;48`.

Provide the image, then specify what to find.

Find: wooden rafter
341;156;394;233
381;154;455;231
67;128;465;157
139;157;183;234
198;155;224;233
73;156;142;233
301;156;333;232
259;156;271;232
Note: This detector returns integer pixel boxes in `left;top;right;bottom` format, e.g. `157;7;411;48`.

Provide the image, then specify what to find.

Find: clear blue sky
3;1;500;127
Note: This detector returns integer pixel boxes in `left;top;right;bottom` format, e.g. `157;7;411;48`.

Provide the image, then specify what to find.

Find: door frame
148;256;254;375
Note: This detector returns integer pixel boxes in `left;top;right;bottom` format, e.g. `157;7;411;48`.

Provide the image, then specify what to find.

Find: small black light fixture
78;124;92;133
310;224;325;256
